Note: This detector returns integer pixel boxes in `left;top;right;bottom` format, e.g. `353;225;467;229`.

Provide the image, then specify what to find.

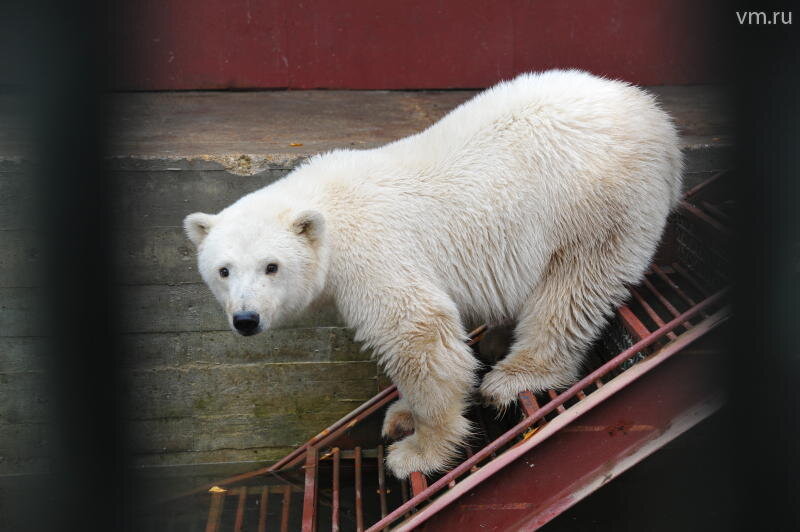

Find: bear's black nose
233;311;260;335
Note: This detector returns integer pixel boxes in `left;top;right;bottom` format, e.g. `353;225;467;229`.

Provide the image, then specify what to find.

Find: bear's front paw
382;399;415;440
385;434;453;478
479;364;578;409
384;413;471;478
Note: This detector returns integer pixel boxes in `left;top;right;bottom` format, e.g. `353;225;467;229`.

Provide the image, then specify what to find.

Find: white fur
185;70;683;478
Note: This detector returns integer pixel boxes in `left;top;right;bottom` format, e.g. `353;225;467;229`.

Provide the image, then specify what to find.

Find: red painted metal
366;290;726;531
683;171;727;198
617;304;650;341
651;264;706;316
410;473;429;497
233;487;247;532
258;487;269;532
355;447;364;532
672;262;710;297
301;447;319;532
681;201;730;234
280;485;291;532
376;445;388;520
517;391;540;418
414;315;727;530
701;201;732;223
205;489;226;532
630;287;678;340
641;275;694;329
109;0;725;90
332;448;341;532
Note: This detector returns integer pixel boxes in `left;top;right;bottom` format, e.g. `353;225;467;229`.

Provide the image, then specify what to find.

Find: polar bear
184;70;683;478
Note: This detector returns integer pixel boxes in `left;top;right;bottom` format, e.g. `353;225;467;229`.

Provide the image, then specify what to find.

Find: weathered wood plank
127;360;377;420
0;372;49;424
0;230;41;287
110;169;289;228
0;422;51;475
118;283;343;333
130;446;295;468
0;287;42;337
0;172;36;229
114;226;197;285
121;327;366;371
0;337;45;373
128;409;370;454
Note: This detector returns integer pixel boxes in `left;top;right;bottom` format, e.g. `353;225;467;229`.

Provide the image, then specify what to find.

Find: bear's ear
291;210;325;243
184;212;216;247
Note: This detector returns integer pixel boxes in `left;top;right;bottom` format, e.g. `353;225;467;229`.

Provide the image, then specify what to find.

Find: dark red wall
110;0;726;90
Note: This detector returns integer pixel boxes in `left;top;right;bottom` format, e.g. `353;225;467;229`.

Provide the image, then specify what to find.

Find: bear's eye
265;263;279;275
219;267;229;278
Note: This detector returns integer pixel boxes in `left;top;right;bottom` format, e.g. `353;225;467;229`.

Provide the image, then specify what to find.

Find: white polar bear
184;70;683;478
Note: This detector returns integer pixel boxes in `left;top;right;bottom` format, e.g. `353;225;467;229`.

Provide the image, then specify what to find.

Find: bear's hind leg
480;243;635;408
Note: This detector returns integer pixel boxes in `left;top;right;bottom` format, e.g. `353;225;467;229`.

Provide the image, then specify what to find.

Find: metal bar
377;445;388;521
233;486;247;532
651;264;707;317
640;276;693;329
410;472;428;496
701;200;731;223
393;307;729;531
280;486;291;532
205;489;226;532
466;324;488;346
332;448;340;532
616;304;650;340
672;263;709;297
683;170;726;198
517;390;540;418
366;290;727;532
681;201;729;234
547;390;566;413
630;287;678;340
301;447;319;532
258;487;269;532
400;479;411;519
355;447;364;532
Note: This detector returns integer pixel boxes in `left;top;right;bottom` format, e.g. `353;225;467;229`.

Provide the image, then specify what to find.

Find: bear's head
183;205;327;336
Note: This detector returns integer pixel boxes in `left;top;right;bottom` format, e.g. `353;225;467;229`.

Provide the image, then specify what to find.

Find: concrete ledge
106;86;734;174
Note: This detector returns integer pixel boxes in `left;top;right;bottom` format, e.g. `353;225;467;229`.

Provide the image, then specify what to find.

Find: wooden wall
0;160;381;475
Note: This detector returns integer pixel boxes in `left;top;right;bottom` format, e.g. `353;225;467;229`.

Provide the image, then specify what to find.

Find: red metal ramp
156;172;732;531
